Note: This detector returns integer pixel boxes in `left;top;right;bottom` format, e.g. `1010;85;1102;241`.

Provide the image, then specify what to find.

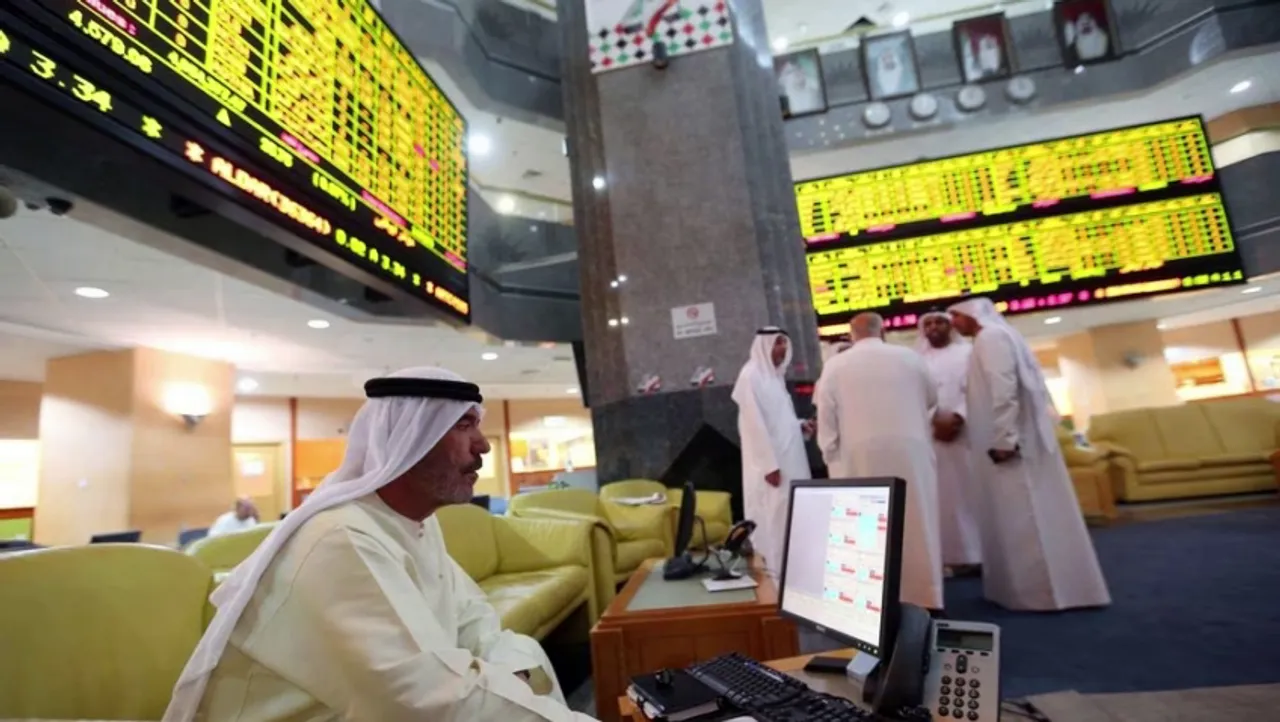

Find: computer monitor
777;478;906;660
663;481;700;581
89;530;142;544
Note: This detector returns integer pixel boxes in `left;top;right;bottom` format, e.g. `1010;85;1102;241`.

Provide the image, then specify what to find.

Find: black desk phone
869;604;1002;721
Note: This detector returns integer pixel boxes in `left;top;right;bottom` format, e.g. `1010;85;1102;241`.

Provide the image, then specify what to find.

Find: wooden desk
621;651;1280;722
592;558;798;722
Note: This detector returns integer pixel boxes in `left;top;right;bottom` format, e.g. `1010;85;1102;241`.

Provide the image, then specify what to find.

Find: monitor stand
662;552;701;580
803;650;879;684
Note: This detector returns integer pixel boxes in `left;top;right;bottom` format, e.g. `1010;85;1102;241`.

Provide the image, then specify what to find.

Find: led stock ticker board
0;0;470;321
798;117;1245;335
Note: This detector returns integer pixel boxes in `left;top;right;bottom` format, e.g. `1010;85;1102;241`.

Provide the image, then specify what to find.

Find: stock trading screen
798;117;1245;334
0;0;470;320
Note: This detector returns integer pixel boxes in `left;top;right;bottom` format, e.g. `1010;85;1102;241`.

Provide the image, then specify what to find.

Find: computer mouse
655;668;673;688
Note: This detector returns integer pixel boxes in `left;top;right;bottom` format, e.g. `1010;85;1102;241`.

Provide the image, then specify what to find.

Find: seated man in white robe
164;367;595;722
949;298;1111;612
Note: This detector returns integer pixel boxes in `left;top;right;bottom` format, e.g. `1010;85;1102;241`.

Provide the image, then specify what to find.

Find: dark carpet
945;506;1280;699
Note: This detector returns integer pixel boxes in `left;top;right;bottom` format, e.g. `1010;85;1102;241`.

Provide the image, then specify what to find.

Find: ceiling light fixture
1242;286;1262;294
592;175;607;190
237;378;260;393
74;286;109;299
496;195;516;214
468;133;492;156
1074;65;1085;75
307;319;330;329
892;11;910;27
567;387;579;395
1044;316;1062;325
1230;80;1252;94
772;37;788;52
481;352;499;360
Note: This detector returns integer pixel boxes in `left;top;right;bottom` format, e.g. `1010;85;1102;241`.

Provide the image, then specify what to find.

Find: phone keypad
936;653;985;720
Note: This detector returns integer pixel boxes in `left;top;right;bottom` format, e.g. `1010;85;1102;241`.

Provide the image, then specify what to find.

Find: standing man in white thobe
949;298;1111;611
916;312;983;575
732;327;814;580
165;367;594;722
815;313;945;612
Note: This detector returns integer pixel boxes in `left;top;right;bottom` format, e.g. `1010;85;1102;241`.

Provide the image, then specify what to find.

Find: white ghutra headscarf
731;327;791;405
947;298;1059;452
163;366;484;722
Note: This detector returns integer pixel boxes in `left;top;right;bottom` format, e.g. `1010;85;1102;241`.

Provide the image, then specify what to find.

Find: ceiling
0;204;582;399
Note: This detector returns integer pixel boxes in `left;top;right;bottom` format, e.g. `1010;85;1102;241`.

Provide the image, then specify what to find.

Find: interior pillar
35;348;235;545
558;0;820;491
1056;320;1181;429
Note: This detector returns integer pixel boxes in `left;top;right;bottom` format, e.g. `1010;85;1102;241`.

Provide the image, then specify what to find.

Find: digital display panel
799;117;1245;335
0;0;470;320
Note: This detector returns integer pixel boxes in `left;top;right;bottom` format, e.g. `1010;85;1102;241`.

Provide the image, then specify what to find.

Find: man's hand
932;411;963;443
765;470;782;487
801;418;816;440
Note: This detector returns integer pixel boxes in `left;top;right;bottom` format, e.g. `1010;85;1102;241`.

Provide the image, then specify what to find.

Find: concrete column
559;0;820;488
35;348;234;545
1056;320;1181;429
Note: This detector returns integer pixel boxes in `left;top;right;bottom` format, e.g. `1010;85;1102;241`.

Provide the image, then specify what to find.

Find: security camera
0;187;16;220
45;197;74;216
652;42;669;70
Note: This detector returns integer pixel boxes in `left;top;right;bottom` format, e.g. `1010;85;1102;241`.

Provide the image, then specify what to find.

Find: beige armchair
1056;427;1116;525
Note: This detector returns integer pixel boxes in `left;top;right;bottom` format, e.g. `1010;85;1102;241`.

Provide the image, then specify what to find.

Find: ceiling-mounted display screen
0;0;470;321
798;117;1244;335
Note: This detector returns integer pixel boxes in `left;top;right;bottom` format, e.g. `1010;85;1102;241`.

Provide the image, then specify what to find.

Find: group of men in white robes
735;300;1111;614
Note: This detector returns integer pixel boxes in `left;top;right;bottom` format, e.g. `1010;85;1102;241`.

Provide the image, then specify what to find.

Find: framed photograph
860;31;922;101
952;13;1014;83
1053;0;1119;66
774;50;828;118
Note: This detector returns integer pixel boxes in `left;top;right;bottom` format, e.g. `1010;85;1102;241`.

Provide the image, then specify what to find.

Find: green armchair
599;479;734;549
185;522;278;581
436;503;599;638
508;487;671;609
0;545;214;719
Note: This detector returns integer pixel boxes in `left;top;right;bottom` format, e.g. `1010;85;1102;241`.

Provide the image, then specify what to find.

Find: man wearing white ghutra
164;367;595;722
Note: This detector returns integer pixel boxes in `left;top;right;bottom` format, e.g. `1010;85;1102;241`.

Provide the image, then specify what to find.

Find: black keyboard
753;691;877;721
687;652;808;708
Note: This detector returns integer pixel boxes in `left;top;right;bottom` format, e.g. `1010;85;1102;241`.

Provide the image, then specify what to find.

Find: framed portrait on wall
775;49;828;118
860;31;921;101
1053;0;1119;66
952;12;1014;83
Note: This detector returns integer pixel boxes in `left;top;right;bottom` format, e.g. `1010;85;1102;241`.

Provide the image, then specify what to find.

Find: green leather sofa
507;487;673;611
598;479;734;549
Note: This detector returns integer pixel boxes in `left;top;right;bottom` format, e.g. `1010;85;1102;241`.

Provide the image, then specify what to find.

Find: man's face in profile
950;312;979;337
410;408;490;506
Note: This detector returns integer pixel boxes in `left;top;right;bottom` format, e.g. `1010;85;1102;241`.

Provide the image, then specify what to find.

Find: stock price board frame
0;0;471;322
798;116;1246;335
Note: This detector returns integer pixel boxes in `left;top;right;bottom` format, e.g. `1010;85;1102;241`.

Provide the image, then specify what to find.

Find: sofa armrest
1088;441;1135;461
494;516;594;574
509;508;617;541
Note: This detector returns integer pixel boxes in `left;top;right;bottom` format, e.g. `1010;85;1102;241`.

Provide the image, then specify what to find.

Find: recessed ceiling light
1230;80;1252;94
892;11;910;27
1156;322;1169;330
543;415;567;427
567;387;579;394
1074;65;1085;75
237;378;260;393
496;195;516;214
468;133;492;156
1044;316;1062;325
772;37;789;52
1242;286;1262;294
592;175;607;190
307;319;330;329
481;351;499;360
74;286;109;299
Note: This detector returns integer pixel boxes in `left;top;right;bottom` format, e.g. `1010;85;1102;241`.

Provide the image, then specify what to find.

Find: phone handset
867;604;1001;722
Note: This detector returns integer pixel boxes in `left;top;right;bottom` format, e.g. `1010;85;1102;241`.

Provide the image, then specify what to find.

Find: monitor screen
1;0;470;321
778;479;904;658
797;116;1245;336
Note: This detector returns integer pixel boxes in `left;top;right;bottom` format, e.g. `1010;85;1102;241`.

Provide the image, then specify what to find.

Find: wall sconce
163;382;213;432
